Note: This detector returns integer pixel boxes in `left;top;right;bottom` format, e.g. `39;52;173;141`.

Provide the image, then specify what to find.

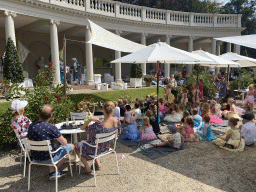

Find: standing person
240;113;256;146
11;100;32;138
219;73;228;99
75;101;120;174
198;79;204;99
169;74;177;87
28;104;74;179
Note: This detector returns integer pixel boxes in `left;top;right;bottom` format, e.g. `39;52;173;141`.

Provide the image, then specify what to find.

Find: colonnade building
0;0;243;85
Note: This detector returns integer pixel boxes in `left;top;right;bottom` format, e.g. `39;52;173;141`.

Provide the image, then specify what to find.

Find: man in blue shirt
28;104;74;180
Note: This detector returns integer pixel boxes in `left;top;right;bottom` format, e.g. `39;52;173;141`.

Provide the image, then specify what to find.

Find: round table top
56;120;94;134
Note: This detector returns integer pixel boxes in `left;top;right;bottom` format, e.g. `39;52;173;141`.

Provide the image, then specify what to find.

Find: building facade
0;0;243;85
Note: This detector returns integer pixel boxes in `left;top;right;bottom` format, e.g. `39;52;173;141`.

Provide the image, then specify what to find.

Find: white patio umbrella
111;42;211;119
219;52;256;67
215;35;256;49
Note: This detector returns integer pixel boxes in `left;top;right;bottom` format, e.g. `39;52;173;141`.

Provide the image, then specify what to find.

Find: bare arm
56;135;68;146
80;117;99;130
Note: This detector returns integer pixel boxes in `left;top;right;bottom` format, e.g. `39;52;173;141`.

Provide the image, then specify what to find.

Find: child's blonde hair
145;110;156;123
211;105;220;115
143;116;150;126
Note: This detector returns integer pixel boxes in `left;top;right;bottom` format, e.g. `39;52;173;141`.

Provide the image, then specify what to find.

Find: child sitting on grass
191;108;204;132
152;125;181;149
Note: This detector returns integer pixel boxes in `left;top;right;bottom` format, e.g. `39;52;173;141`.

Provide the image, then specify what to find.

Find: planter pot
130;78;142;88
145;81;152;87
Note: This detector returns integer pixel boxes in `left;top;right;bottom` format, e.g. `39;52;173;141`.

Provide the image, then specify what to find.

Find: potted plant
143;74;155;87
130;64;143;88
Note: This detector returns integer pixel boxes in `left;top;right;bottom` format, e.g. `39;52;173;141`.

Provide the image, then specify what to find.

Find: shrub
230;69;254;90
0;63;75;150
130;63;142;78
3;38;24;83
143;74;155;82
184;71;217;99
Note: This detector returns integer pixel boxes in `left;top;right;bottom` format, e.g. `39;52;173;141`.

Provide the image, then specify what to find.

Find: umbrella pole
195;64;199;102
156;61;159;122
227;64;230;93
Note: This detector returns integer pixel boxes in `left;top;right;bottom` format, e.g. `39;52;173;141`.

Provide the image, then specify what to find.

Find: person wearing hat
240;112;256;146
152;125;182;149
11;100;31;138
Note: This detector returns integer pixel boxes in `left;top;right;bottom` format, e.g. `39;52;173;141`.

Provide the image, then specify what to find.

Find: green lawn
68;87;165;104
0;101;11;115
0;87;165;115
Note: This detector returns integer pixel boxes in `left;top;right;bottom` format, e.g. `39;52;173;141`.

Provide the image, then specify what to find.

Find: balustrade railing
41;0;241;28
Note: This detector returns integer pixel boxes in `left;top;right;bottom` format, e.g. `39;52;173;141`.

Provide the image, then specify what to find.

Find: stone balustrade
40;0;241;27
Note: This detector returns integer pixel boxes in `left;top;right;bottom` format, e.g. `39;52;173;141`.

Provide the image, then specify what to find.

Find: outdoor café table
55;120;94;162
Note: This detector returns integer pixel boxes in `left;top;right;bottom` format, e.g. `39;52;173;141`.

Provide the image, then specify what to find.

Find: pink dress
199;83;203;98
159;103;167;113
139;126;157;141
210;115;224;124
243;90;254;105
186;125;199;142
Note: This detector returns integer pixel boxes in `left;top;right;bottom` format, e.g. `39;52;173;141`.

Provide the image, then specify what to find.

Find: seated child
113;101;120;118
133;103;142;122
139;116;158;141
122;124;140;141
163;104;183;123
150;104;162;124
124;105;132;124
210;105;224;124
223;97;240;120
191;108;204;132
152;126;182;149
196;115;216;141
175;110;190;130
213;117;245;151
186;102;192;112
194;101;201;115
144;95;151;111
159;98;167;114
146;110;160;135
201;102;211;117
181;117;199;142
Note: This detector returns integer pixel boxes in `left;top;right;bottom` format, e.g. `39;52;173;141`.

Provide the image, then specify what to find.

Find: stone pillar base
86;80;95;85
115;79;123;84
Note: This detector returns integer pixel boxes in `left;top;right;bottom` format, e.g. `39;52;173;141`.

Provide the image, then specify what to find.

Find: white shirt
113;107;120;118
170;132;181;148
241;122;256;145
133;108;141;120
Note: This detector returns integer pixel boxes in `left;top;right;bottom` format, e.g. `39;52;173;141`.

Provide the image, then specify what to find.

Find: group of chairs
15;112;119;192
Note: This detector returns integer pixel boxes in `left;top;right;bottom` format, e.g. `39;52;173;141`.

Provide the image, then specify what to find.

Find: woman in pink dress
139;116;158;141
198;79;203;99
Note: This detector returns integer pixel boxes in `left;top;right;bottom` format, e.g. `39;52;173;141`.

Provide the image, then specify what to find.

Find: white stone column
164;34;171;78
115;30;122;83
215;41;222;75
234;44;240;54
4;10;17;46
187;36;194;74
211;38;216;55
50;20;61;86
85;26;94;85
141;33;147;76
227;42;231;52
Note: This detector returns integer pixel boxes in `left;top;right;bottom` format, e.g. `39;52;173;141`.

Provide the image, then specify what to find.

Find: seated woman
212;117;245;152
139;116;158;141
75;101;120;174
196;115;216;141
191;108;204;132
163;104;183;123
11;99;31;138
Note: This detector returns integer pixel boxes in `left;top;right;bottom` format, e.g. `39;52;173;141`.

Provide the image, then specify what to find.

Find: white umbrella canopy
215;35;256;49
219;52;256;67
191;50;240;68
111;42;211;64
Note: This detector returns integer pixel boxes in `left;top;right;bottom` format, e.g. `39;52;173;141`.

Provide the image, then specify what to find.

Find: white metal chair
23;139;73;192
13;129;28;177
78;129;119;186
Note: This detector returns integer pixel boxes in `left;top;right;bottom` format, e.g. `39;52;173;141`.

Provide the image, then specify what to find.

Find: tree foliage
130;63;143;78
3;38;24;83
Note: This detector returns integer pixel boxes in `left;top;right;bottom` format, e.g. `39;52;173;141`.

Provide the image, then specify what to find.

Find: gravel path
1;136;256;192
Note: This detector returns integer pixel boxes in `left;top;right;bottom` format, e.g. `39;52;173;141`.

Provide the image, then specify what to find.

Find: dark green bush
130;63;142;78
230;69;254;90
